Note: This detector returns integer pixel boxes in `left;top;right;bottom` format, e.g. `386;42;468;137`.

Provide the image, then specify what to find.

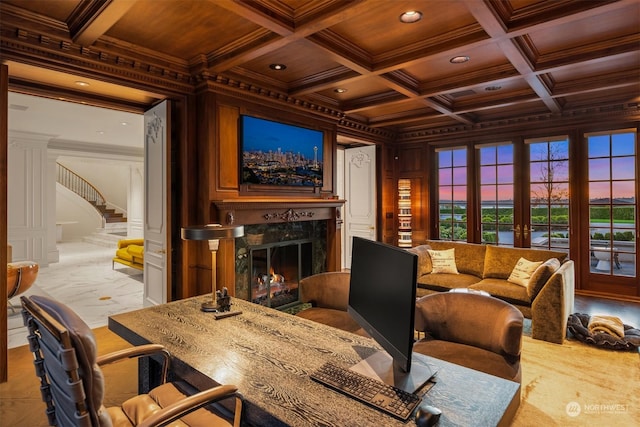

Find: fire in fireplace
250;239;312;309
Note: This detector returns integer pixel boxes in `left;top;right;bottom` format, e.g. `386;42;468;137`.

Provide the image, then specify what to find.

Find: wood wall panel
217;104;239;191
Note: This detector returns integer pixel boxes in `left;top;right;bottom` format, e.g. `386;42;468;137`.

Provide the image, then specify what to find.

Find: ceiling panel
1;0;637;141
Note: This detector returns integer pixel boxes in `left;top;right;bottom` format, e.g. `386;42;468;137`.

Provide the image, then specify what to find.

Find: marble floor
7;241;144;348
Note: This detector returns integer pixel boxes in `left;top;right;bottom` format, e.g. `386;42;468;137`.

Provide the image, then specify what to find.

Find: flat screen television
348;236;436;393
239;114;324;187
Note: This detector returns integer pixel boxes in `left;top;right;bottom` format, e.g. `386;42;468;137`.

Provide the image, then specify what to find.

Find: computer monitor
347;236;435;393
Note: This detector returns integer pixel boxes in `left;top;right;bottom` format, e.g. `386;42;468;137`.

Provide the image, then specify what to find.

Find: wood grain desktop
109;296;520;427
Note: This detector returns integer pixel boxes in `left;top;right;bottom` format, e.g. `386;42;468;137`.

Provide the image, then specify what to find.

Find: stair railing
56;163;106;210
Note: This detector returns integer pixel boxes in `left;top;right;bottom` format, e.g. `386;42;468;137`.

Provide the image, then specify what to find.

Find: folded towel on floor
588;315;625;339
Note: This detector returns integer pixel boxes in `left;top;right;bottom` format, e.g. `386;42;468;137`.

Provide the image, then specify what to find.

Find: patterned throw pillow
508;257;543;287
427;248;459;274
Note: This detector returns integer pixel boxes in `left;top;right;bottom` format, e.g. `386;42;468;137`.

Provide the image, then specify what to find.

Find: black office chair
21;295;243;427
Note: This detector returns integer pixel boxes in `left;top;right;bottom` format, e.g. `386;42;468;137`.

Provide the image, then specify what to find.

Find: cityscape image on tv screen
241;115;323;187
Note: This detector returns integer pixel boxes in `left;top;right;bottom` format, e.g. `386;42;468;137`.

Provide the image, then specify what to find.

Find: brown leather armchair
295;271;368;336
21;295;243;427
7;260;38;312
414;292;523;383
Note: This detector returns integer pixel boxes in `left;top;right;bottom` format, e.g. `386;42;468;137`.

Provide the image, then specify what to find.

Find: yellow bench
112;238;144;271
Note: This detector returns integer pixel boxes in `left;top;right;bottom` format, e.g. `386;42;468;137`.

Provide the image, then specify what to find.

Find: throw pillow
427;248;459;274
527;258;561;299
508;257;543;287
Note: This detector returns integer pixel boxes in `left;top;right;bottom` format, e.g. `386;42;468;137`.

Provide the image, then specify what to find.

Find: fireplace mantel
212;198;345;226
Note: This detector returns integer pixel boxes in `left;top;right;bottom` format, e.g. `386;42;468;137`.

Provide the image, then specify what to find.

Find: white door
344;144;376;268
143;100;170;306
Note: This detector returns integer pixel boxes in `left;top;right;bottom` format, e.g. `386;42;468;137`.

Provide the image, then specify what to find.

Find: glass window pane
497;165;513;184
612;206;635;227
612;181;634;200
549;140;569;159
481;185;497;201
611;133;635;156
590;205;611;222
452;185;466;201
497;144;513;163
497;184;513;202
588;135;610;157
481;205;497;222
588;158;610;180
452;223;467;241
439;186;452;202
439;150;452;167
589;181;610;202
482;224;497;244
550;206;569;224
480;146;496;165
613;228;635;245
439;168;452;185
452;167;466;185
611;157;635;180
480;165;496;184
550;160;569;181
530;183;549;202
551;183;569;202
531;205;549;224
530;143;547;162
530;161;545;183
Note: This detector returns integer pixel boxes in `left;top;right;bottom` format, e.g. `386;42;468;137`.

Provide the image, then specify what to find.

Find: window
587;130;636;277
437;148;467;241
528;137;570;253
478;144;514;246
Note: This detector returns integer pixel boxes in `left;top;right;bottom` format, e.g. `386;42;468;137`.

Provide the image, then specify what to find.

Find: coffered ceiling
1;0;639;140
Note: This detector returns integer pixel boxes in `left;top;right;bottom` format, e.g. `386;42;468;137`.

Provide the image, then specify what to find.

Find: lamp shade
181;224;245;241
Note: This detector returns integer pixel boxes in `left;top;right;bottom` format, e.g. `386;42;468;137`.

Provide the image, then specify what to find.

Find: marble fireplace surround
212;198;345;300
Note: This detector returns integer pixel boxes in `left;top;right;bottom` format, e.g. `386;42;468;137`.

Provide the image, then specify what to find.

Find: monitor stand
349;351;437;394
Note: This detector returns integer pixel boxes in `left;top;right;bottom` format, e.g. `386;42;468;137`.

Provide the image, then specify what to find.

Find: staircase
57;163;127;224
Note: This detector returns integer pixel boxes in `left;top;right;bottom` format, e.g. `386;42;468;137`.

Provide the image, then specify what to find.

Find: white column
47;153;60;263
7;131;53;266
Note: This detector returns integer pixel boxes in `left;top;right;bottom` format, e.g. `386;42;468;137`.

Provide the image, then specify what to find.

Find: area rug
512;334;640;426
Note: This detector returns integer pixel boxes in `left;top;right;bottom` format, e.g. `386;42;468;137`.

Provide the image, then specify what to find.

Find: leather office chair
21;295;243;427
414;292;523;383
296;271;368;336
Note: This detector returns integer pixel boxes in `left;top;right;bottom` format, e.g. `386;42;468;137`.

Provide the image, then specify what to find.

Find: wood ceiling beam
67;0;137;47
467;1;562;113
208;0;370;73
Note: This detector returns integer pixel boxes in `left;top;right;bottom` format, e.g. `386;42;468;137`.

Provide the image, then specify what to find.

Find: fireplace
212;198;344;305
249;239;312;309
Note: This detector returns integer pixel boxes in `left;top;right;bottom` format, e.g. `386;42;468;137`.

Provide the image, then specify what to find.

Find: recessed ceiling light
485;85;502;91
96;131;105;135
121;122;129;126
334;88;347;93
450;56;470;64
399;11;423;23
269;63;287;71
75;81;90;87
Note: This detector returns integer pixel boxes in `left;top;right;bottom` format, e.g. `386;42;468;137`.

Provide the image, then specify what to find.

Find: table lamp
181;224;245;312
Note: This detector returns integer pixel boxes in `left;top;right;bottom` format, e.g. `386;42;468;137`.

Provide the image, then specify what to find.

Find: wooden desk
109;296;520;427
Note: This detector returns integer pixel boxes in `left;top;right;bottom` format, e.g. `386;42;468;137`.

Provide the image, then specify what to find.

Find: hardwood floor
1;294;638;426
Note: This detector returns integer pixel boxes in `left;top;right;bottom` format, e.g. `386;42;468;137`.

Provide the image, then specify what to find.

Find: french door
437;140;566;251
581;129;637;297
434;129;638;298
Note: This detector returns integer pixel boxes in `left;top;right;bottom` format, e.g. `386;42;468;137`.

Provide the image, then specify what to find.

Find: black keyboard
311;362;422;421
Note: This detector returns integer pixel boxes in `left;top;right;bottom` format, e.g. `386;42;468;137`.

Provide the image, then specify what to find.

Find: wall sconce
398;179;412;248
181;224;245;312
